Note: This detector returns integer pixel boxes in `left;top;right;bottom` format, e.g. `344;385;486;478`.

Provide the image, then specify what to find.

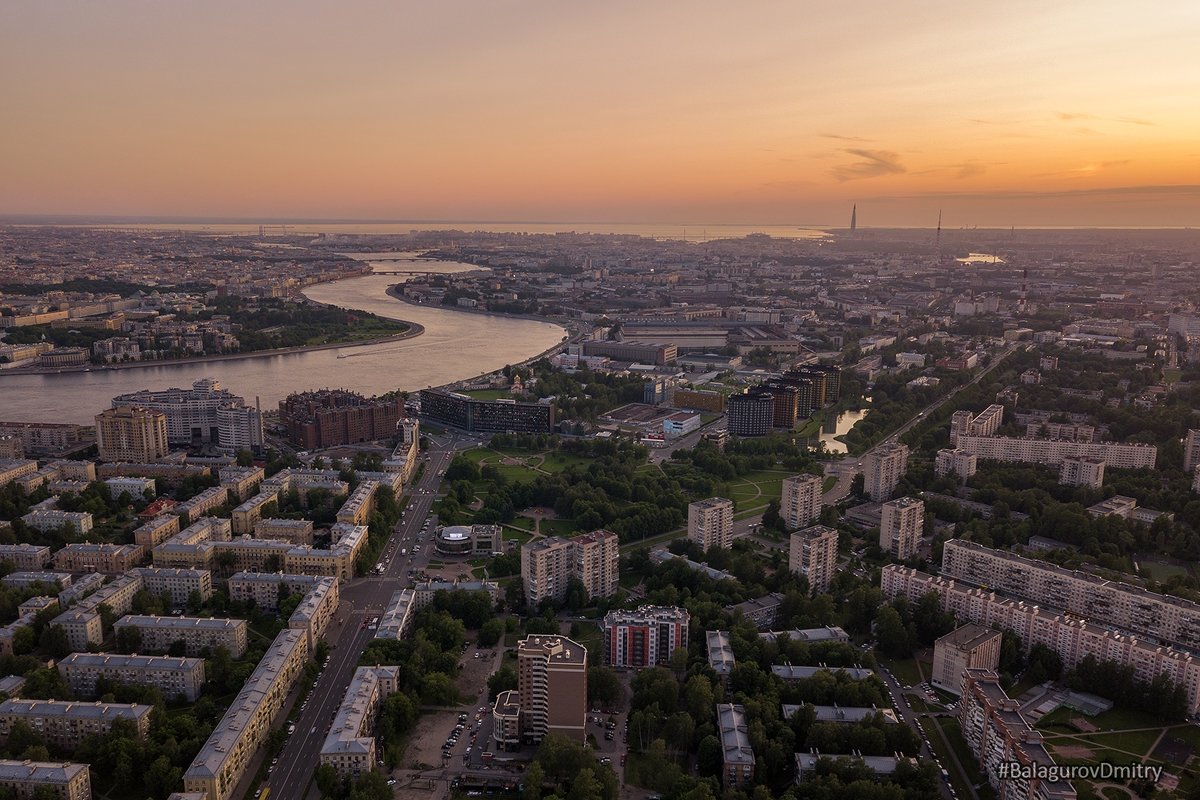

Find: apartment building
227;572;338;649
376;589;415;640
52;573;145;650
111;378;264;453
931;624;1003;695
789;525;838;595
687;498;734;551
729;592;786;630
1058;456;1105;489
781;474;823;530
335;481;378;526
516;635;587;743
879;497;924;560
53;543;144;574
319;666;400;779
942;539;1200;653
218;466;265;502
230;490;279;535
0;760;91;800
287;576;339;650
492;690;522;751
935;448;978;480
725;390;774;437
716;703;756;789
959;670;1077;800
114;615;248;658
0;544;51;571
706;630;735;686
602;606;689;668
1194;466;1200;495
863;443;909;501
950;404;1005;444
1;571;72;592
22;507;93;536
95;406;169;462
175;486;229;525
1185;429;1200;474
133;515;182;549
133;567;213;606
0;422;88;456
183;629;309;800
59;653;206;702
882;565;1200;715
0;460;39;490
280;389;407;448
0;700;152;750
953;434;1157;469
521;532;620;606
253;518;315;545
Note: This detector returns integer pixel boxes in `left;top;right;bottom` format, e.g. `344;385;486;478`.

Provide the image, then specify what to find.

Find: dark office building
726;390;774;437
420;389;555;434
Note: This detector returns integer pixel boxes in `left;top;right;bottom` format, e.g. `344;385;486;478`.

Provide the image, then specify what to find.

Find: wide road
264;430;478;799
823;345;1019;504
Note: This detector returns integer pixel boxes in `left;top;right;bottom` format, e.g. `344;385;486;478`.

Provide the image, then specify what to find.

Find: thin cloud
819;133;872;142
868;184;1200;202
954;161;986;179
832;149;906;181
1117;116;1154;126
1057;111;1097;121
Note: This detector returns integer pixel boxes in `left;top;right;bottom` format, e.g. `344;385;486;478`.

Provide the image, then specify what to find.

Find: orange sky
2;1;1199;226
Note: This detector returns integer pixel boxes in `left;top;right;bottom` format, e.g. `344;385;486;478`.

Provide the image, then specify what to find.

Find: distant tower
935;209;942;263
1018;268;1028;315
850;204;857;233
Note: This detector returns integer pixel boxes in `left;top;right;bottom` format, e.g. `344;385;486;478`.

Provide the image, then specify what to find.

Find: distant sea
3;219;832;243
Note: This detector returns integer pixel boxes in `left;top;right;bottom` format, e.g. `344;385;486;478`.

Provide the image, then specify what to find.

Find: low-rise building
53;543;144;574
23;507;94;536
335;481;378;526
253;518;314;545
175;486;229;525
375;589;415;640
218;466;265;502
0;699;153;750
319;666;400;779
59;652;206;702
0;760;92;800
114;615;248;657
781;703;899;724
1;571;72;591
706;630;735;686
133;567;213;606
716;703;755;788
0;544;51;571
133;515;183;549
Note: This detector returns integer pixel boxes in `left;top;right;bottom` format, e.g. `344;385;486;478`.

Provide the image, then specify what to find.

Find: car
387;779;397;786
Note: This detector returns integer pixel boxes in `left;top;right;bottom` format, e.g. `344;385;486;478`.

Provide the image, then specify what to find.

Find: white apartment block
950;404;1005;444
114;615;248;658
320;666;400;779
1059;456;1105;489
942;539;1200;653
883;565;1200;715
0;760;92;800
23;508;93;536
572;529;619;601
104;476;156;497
59;653;206;702
1186;429;1200;475
688;498;734;551
183;629;309;800
789;525;838;595
863;443;909;501
935;449;978;481
879;497;923;560
781;474;823;530
111;378;264;453
953;434;1157;469
0;699;153;750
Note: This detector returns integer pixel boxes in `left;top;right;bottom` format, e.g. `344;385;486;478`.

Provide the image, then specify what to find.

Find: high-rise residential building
935;449;978;480
418;389;555;435
949;404;1005;444
1185;429;1200;474
572;529;619;601
781;474;822;530
602;605;689;668
725;390;774;436
1194;466;1200;495
516;635;587;743
95;406;169;462
112;378;263;453
879;497;923;560
789;525;838;595
1058;456;1105;488
930;624;1002;695
520;532;619;606
688;497;734;551
716;704;756;789
959;670;1076;800
863;442;908;501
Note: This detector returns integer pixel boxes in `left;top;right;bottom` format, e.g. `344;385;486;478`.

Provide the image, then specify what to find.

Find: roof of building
716;703;755;766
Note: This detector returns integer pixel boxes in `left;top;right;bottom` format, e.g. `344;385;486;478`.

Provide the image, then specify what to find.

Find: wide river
0;259;566;425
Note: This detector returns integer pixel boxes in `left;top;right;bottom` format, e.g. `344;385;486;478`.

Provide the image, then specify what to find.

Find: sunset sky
2;1;1199;227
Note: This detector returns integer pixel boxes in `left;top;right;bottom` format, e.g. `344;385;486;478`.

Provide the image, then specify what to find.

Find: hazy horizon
3;1;1199;227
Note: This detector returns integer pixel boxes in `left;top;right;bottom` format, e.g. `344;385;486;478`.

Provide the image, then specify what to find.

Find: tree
567;767;603;800
235;450;255;467
115;626;142;654
588;666;622;710
143;755;181;799
488;665;518;700
697;734;723;778
523;761;545;800
874;606;911;658
39;625;71;660
478;617;504;647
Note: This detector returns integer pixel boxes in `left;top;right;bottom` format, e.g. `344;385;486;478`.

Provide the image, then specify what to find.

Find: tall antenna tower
935;209;942;263
1018;268;1028;315
850;204;857;233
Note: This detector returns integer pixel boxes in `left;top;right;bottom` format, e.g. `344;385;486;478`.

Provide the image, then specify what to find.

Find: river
817;407;870;454
0;259;566;425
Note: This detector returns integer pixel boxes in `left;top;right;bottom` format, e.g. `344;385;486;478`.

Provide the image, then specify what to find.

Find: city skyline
2;1;1199;227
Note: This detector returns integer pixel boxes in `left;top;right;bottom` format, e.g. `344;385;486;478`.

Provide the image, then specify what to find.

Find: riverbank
0;323;426;376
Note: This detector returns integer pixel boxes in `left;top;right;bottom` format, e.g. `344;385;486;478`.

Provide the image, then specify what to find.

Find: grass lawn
1073;729;1161;757
1090;706;1172;731
1006;674;1042;698
539;452;592;473
1137;558;1190;582
538;518;579;537
919;717;977;800
937;717;990;788
501;527;533;544
822;476;838;492
569;621;603;655
462;446;492;464
1164;723;1200;750
880;656;924;687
